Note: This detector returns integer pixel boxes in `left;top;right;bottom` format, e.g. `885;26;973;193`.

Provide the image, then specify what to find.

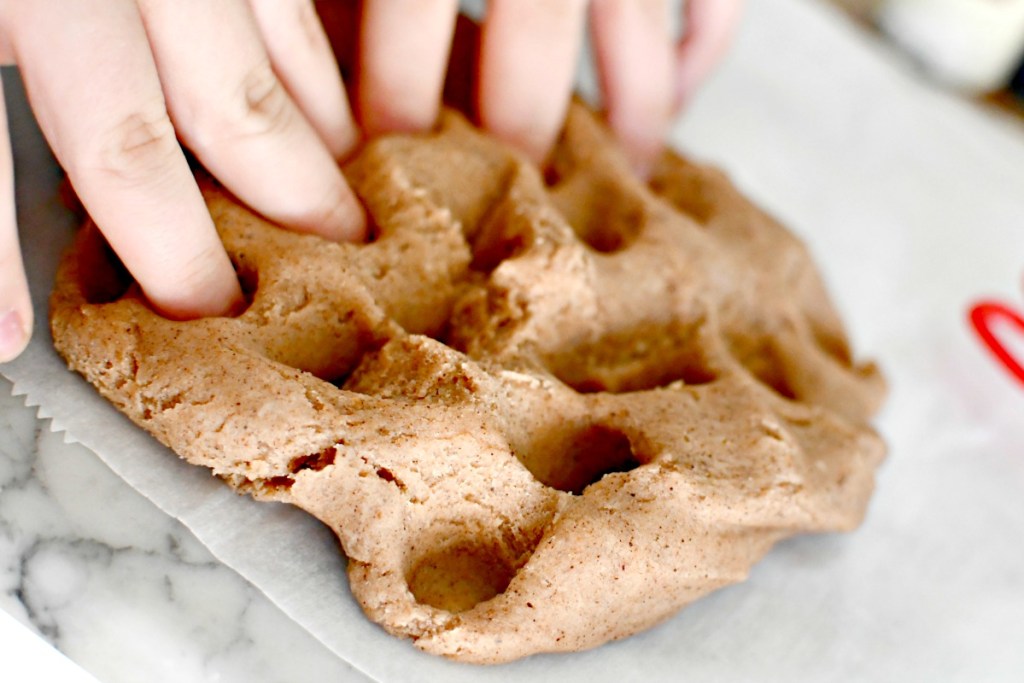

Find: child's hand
0;0;741;364
590;0;744;174
1;0;368;363
462;0;743;171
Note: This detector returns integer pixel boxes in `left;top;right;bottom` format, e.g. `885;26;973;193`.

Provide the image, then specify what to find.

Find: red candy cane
969;301;1024;386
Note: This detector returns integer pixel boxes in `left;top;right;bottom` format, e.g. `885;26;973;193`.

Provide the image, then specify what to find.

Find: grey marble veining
0;376;366;683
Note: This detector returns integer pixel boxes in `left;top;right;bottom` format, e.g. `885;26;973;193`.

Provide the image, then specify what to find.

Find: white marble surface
0;376;366;683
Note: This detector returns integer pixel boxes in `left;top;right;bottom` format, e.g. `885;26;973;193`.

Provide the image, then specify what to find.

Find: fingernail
0;308;28;362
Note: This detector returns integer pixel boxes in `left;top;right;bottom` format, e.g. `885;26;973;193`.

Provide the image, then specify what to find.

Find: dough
51;104;885;663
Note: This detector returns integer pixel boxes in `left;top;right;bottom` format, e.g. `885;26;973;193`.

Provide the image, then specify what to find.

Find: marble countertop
0;376;365;683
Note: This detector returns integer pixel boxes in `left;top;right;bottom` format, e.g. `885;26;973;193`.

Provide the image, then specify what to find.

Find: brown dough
50;104;885;663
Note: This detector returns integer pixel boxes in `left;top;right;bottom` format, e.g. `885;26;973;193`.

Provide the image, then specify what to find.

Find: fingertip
604;108;667;180
519;136;555;169
145;263;245;322
628;155;655;183
478;0;587;167
126;230;244;322
0;306;31;364
195;269;246;319
0;65;28;363
589;0;673;178
623;143;659;182
320;185;369;244
673;0;744;113
281;177;368;245
480;117;553;167
672;57;707;114
359;101;433;139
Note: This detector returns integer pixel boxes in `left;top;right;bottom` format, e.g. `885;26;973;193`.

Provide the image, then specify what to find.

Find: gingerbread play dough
50;104;885;663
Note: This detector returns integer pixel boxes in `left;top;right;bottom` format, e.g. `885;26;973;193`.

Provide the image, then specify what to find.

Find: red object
969;301;1024;386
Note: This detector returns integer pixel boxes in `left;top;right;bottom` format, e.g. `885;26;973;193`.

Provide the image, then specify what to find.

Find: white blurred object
876;0;1024;92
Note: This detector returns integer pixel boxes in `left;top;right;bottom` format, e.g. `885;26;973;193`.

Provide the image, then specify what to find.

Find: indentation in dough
547;320;719;394
810;320;853;368
647;156;716;226
407;539;515;613
468;179;535;272
75;220;260;319
795;271;854;370
730;338;799;401
76;225;133;305
563;425;640;494
517;424;641;495
550;175;647;254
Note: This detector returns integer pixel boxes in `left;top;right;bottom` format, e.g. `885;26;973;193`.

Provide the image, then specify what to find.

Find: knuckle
294;0;324;44
235;60;295;137
187;61;297;155
92;106;181;183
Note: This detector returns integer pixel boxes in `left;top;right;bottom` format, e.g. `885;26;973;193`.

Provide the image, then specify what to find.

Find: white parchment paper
4;1;1024;680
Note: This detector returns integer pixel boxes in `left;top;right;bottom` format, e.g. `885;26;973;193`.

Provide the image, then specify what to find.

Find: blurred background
831;0;1024;115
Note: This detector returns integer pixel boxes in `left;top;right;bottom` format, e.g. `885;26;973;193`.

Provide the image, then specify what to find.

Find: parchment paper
4;1;1024;681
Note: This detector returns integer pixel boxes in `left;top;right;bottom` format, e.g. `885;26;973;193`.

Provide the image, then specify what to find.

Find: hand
589;0;744;174
466;0;743;171
0;0;742;364
1;0;370;364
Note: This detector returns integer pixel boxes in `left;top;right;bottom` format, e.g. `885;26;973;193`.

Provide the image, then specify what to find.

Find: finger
675;0;744;110
478;0;588;164
0;72;32;362
247;0;359;159
590;0;674;176
6;0;242;320
312;0;360;79
137;0;366;242
357;0;458;136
